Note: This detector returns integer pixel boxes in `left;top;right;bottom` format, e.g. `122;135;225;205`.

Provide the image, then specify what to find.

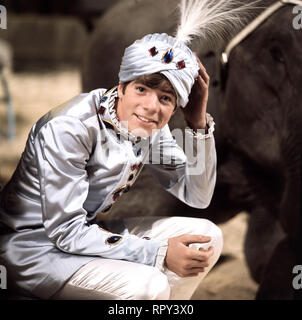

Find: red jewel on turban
177;60;186;69
149;46;158;56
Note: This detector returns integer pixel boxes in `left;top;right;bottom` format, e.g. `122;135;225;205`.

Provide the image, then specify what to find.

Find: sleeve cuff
154;239;168;272
185;113;215;140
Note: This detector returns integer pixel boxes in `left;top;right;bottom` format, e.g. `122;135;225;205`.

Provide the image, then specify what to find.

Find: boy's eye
161;95;172;102
136;86;145;92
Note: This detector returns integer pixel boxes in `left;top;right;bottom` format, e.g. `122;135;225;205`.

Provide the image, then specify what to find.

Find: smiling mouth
135;114;158;124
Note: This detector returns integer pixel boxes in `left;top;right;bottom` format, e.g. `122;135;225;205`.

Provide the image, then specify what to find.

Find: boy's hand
182;53;210;131
165;234;214;277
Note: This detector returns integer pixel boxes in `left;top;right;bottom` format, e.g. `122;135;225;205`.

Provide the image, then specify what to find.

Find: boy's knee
133;269;170;300
193;219;223;259
209;221;223;252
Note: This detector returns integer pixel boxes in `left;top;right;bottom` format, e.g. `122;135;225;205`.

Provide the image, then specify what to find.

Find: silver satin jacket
0;87;217;299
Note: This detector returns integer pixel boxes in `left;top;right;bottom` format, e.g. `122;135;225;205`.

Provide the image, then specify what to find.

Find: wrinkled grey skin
81;0;302;299
211;4;302;299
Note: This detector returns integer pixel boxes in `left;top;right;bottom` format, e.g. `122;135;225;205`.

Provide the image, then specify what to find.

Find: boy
0;33;222;300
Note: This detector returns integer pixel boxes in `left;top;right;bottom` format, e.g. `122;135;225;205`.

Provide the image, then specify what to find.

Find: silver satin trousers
51;216;223;300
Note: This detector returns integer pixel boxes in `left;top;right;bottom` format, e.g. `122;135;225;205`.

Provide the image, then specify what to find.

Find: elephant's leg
244;207;285;284
256;237;297;300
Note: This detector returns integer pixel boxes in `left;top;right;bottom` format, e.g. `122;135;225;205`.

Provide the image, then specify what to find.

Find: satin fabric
52;216;223;300
0;87;216;299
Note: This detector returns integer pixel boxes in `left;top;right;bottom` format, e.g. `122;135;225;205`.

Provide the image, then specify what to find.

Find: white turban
118;33;199;108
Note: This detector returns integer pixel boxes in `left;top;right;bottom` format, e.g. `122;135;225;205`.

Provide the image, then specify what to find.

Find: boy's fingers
199;246;214;257
188;246;214;261
182;234;211;245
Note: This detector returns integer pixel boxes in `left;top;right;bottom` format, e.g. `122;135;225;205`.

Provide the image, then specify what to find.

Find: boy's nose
143;93;160;113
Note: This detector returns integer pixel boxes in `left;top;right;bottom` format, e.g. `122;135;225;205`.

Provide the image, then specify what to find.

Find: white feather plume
175;0;263;46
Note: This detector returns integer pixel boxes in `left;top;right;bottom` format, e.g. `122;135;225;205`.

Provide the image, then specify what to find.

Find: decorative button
101;204;112;214
99;106;106;115
128;174;134;181
105;235;122;245
113;191;121;201
112;184;130;201
131;162;143;171
102;119;117;132
131;164;139;171
136;148;142;156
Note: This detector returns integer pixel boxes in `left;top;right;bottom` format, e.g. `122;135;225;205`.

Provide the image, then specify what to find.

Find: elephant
210;2;302;299
81;0;302;299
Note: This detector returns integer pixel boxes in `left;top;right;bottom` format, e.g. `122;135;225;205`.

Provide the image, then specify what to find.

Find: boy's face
116;80;176;137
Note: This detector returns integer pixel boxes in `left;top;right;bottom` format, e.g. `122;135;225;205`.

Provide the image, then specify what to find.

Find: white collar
100;86;149;144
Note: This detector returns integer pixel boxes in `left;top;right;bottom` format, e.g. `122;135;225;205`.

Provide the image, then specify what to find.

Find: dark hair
121;73;177;104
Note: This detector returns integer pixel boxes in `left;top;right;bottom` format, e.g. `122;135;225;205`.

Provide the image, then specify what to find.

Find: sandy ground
0;68;259;299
